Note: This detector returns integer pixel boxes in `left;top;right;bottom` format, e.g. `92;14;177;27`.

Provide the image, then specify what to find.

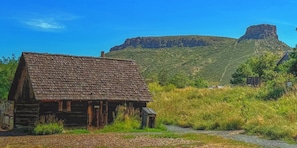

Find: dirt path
166;125;297;148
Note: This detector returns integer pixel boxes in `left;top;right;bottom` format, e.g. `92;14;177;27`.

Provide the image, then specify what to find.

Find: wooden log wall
132;102;147;111
56;112;88;128
40;101;89;128
71;101;88;113
13;100;147;129
39;102;58;115
14;102;39;128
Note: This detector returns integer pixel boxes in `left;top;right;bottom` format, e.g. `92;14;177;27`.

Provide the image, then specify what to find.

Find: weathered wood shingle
22;52;151;101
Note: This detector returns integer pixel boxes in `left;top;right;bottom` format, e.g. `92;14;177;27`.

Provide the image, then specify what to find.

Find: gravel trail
166;125;297;148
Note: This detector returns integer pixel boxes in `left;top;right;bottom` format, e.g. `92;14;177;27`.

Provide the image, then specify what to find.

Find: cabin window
58;101;71;112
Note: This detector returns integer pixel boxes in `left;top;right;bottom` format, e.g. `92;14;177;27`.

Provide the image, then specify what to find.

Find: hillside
106;24;291;85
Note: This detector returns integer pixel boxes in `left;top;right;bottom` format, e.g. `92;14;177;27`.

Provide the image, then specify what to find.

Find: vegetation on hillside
231;51;281;85
107;37;290;85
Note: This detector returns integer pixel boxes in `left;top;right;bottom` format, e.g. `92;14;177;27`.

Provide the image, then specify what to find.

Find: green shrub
148;82;164;95
33;123;63;135
153;118;167;131
32;114;64;135
209;122;221;130
163;84;176;92
260;80;286;100
245;125;293;140
257;73;295;100
100;105;141;132
220;118;244;130
264;126;289;140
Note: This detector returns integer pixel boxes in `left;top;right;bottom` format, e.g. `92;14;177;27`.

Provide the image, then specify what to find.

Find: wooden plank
67;101;71;112
71;101;88;113
15;113;38;117
15;103;39;107
58;101;63;111
105;101;108;125
87;101;92;126
56;112;88;128
99;101;103;127
96;108;99;127
15;118;37;124
15;110;39;114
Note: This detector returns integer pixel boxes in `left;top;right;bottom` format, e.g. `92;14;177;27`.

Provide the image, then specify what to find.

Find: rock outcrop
238;24;278;41
110;36;212;51
110;24;280;51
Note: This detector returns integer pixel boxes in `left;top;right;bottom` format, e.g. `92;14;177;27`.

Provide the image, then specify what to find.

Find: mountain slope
106;25;291;85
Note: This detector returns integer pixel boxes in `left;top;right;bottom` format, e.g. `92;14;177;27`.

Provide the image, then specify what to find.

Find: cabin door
88;101;108;128
94;105;100;127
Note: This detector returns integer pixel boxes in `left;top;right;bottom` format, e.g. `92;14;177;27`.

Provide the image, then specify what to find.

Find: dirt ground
0;128;254;148
0;132;203;148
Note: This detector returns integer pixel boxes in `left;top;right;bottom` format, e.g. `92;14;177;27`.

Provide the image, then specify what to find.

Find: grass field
148;83;297;142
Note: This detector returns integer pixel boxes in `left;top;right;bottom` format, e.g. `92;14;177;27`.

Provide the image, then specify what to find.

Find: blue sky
1;0;297;58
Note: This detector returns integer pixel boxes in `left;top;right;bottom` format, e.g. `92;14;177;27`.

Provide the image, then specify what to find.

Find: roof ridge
22;52;135;62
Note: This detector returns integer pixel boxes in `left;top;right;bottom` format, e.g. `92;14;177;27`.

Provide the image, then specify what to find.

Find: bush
245;125;293;140
33;123;63;135
100;105;141;132
257;73;295;100
163;84;176;92
32;115;63;135
261;80;286;100
220;118;244;130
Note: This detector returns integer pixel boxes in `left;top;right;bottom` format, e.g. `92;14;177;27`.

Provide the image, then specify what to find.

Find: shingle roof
21;52;152;101
142;107;156;115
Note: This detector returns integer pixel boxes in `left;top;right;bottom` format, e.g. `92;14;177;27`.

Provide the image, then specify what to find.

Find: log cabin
8;52;152;129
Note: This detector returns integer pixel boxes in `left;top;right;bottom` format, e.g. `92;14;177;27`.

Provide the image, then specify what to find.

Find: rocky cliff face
110;36;211;51
238;24;278;41
110;24;279;51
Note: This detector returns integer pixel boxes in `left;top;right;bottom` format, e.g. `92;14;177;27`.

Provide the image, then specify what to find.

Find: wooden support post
58;101;63;111
66;101;71;112
87;101;93;127
105;101;108;125
96;108;99;127
99;101;103;127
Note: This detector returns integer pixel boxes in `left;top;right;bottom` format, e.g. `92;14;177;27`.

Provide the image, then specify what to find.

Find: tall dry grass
148;82;297;141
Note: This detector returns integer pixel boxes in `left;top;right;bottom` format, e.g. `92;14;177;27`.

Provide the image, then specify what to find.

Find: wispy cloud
25;18;64;30
21;13;80;32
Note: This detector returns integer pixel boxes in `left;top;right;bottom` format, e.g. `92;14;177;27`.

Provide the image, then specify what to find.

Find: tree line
231;50;297;99
0;55;18;100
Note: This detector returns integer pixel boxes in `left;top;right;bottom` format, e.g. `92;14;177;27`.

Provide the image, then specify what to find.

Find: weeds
67;129;89;134
100;105;140;132
33;114;64;135
151;132;180;138
148;84;297;142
